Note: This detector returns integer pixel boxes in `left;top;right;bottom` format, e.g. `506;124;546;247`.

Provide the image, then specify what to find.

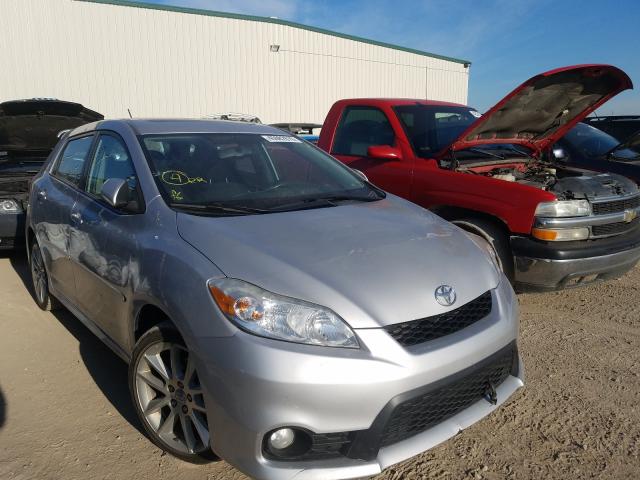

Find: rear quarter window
52;136;94;187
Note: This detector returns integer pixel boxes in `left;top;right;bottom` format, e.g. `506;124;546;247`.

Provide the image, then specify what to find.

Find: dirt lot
0;253;638;480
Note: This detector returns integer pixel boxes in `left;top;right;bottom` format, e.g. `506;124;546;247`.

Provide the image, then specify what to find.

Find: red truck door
328;105;412;197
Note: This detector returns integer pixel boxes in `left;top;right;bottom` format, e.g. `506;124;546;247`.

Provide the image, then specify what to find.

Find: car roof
333;98;471;108
68;118;288;137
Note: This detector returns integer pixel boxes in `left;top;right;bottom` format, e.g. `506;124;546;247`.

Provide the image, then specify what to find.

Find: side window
86;134;141;210
331;107;395;156
53;136;94;186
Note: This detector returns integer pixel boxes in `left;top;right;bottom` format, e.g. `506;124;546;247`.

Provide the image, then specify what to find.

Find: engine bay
460;160;639;201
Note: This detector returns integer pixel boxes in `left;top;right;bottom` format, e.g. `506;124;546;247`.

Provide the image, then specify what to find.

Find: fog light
269;428;295;450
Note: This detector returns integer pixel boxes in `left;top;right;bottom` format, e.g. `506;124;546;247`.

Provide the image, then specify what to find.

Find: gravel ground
0;253;638;480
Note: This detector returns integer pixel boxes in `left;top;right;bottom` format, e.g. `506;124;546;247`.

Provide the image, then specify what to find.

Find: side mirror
552;147;567;161
352;169;368;181
100;178;130;208
367;145;402;161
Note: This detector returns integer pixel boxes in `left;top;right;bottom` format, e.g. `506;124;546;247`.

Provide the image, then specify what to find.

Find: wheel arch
433;206;511;236
133;303;180;345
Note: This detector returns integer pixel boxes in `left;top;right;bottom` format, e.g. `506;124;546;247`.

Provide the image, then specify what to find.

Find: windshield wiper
268;194;381;212
170;202;270;216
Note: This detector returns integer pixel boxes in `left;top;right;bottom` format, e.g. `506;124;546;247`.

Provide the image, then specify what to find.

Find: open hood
446;65;632;156
0;99;103;154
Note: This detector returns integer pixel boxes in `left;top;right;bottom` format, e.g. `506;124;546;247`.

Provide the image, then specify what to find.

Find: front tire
29;241;61;311
129;325;216;464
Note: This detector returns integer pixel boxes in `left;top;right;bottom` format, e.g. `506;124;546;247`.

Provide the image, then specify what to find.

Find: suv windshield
140;133;384;215
564;123;639;160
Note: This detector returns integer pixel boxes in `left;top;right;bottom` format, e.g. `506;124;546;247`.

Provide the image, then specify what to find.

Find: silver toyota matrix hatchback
26;119;523;480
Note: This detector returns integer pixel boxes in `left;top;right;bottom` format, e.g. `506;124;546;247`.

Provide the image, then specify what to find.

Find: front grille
592;218;640;237
379;344;516;447
385;291;492;347
592;196;640;215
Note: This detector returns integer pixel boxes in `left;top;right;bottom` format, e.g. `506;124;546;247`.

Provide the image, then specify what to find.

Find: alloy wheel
134;342;210;454
30;246;48;304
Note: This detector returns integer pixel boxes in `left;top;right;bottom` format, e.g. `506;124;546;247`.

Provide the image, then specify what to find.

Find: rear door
329;105;412;196
33;134;95;301
68;132;144;348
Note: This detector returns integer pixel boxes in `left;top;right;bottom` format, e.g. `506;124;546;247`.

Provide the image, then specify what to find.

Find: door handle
70;212;83;224
37;190;47;201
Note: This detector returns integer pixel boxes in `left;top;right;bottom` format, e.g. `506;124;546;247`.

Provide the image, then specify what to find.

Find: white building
0;0;471;123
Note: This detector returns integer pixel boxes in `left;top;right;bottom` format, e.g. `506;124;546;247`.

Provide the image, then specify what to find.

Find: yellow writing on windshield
161;170;207;186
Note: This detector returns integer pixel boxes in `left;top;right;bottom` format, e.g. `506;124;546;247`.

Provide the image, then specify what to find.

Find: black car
0;99;102;249
583;115;640;142
553;122;640;183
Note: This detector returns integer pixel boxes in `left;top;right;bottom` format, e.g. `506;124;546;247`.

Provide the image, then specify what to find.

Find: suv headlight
0;199;21;213
535;200;591;217
208;278;359;348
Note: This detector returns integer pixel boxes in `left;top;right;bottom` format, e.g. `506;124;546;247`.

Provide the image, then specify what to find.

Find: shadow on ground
7;251;144;436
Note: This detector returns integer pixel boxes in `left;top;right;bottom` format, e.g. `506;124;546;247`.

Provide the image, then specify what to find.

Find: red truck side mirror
367;145;402;161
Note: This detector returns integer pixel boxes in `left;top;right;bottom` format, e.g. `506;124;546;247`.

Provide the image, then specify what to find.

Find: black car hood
0;99;103;154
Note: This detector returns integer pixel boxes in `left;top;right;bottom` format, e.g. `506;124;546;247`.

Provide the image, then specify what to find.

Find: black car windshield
140;133;384;214
564;123;639;159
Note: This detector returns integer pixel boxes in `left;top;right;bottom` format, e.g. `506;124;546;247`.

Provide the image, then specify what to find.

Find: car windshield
394;104;481;157
564;123;639;159
140;133;384;215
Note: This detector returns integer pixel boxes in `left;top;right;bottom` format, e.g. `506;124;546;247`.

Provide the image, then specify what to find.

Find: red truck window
394;105;477;158
332;106;395;156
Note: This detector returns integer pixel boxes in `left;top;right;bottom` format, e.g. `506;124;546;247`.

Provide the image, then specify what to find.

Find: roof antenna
127;108;133;119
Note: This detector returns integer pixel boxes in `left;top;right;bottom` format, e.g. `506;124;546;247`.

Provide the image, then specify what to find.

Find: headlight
535;200;591;217
0;199;21;213
208;278;359;348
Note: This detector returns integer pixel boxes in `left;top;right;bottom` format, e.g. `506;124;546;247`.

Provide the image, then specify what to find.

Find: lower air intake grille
592;218;639;237
379;343;516;447
385;290;492;347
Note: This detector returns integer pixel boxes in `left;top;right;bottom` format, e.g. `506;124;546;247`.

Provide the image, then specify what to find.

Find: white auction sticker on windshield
261;135;302;143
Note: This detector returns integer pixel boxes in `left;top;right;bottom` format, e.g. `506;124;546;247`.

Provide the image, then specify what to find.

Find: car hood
443;65;632;156
0;99;103;154
176;196;501;329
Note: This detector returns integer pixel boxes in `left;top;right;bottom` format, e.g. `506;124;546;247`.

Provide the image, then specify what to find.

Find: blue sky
148;0;640;115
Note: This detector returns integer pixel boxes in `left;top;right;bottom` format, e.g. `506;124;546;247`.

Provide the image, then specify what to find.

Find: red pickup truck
318;65;640;291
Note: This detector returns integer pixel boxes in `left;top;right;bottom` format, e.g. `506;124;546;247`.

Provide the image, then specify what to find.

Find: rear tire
453;218;515;283
29;241;62;311
129;324;217;464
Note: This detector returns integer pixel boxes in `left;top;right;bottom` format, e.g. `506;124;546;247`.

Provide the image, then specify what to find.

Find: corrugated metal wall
0;0;470;123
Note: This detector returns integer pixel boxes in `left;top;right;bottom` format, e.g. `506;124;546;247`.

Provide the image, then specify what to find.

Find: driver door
330;106;412;197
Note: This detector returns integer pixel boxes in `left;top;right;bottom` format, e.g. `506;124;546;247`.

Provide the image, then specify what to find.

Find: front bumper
0;210;26;249
511;231;640;291
192;279;522;480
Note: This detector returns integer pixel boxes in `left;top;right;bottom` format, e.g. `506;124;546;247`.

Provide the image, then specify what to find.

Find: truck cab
318;65;640;291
